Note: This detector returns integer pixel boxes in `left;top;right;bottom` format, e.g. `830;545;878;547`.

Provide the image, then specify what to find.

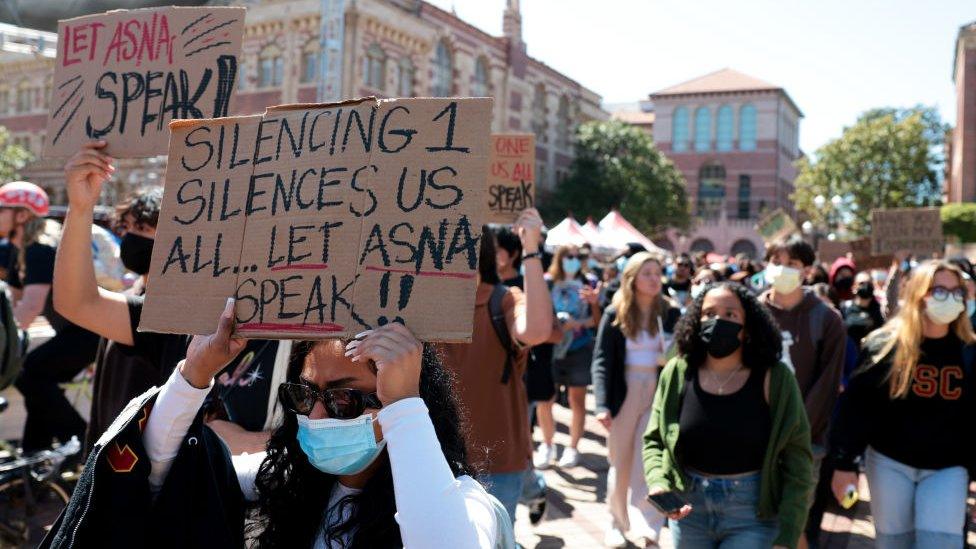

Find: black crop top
677;366;772;475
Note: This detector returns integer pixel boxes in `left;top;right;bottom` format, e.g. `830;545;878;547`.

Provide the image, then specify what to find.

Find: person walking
535;245;601;470
831;260;976;548
592;252;680;547
643;282;814;549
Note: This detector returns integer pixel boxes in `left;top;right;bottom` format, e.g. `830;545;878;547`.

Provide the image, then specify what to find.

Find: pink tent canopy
545;217;588;249
597;210;667;255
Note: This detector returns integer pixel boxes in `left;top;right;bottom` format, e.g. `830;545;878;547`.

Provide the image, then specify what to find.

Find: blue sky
427;0;973;155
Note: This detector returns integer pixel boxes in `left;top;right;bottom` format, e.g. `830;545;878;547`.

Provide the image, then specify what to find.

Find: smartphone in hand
646;491;687;515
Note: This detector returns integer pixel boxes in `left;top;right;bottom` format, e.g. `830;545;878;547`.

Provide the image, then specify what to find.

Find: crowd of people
0;142;972;549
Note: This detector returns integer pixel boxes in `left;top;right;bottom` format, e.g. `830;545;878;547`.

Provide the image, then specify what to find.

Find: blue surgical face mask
615;256;628;272
296;413;386;475
562;257;581;276
967;299;976;319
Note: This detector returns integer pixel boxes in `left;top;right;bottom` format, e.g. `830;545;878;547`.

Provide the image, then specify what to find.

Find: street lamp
801;220;814;234
813;195;826;209
831;195;843;208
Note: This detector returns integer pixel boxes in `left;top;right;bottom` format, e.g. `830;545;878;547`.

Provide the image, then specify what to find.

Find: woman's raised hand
65;141;114;210
345;323;422;406
181;298;248;389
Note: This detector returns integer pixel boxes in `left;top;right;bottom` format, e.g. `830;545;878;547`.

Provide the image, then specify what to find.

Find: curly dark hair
248;341;473;548
672;282;783;371
113;186;162;230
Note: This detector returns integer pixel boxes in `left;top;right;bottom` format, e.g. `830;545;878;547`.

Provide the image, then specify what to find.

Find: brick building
649;68;803;258
947;20;976;203
0;0;605;203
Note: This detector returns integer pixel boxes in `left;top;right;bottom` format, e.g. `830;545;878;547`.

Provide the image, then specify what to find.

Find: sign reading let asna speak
140;97;493;343
487;134;535;223
44;7;244;158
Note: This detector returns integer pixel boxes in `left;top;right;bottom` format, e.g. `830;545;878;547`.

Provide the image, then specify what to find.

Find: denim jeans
520;466;546;502
485;470;525;525
669;472;778;548
865;447;967;549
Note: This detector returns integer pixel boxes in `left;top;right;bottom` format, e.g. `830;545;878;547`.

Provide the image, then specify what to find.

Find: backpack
487;284;518;384
0;281;27;391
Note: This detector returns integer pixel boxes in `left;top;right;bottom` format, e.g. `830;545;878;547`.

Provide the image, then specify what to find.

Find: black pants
15;324;100;452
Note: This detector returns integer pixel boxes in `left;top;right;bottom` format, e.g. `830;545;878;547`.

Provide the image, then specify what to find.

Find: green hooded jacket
643;357;814;548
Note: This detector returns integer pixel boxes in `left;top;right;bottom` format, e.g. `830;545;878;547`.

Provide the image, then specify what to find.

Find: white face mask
765;264;802;295
924;296;965;325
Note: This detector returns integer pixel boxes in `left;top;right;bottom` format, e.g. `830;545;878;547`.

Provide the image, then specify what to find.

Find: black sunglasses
278;382;383;419
564;254;580;260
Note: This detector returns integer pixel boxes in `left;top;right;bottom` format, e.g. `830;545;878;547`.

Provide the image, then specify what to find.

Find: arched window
716;105;733;151
472;57;490;97
300;40;320;84
739;104;757;151
697;163;726;219
531;83;547;143
690;238;715;254
672;106;689;152
730;239;758;259
396;57;415;97
694;107;711;152
555;95;571;148
364;43;386;90
259;44;284;88
432;40;453;96
737;174;751;219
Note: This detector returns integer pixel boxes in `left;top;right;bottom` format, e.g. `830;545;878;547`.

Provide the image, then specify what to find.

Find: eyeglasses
278;382;383;419
564;254;580;260
929;286;966;302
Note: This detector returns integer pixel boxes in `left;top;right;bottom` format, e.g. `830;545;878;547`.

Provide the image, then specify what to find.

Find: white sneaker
533;443;556;469
603;527;627;548
557;447;580;468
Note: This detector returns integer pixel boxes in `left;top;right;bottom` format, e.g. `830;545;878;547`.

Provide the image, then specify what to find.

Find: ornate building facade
649;69;803;258
0;0;606;203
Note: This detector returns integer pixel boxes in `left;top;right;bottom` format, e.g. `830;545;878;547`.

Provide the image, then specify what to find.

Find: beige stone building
0;0;606;204
947;20;976;203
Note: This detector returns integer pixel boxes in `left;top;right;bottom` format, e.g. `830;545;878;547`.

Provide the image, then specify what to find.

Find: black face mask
855;283;874;299
120;233;154;275
699;318;743;359
833;276;854;292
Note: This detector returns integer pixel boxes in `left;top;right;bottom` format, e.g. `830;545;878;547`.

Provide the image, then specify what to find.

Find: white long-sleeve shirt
143;365;499;548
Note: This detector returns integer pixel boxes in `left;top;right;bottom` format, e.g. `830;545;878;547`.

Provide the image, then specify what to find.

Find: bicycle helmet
0;181;49;217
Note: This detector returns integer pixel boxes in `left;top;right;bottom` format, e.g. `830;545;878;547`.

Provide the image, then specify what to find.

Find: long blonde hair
871;260;976;398
612;252;669;339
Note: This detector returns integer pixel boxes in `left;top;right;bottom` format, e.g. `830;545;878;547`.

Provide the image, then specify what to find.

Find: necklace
706;364;744;395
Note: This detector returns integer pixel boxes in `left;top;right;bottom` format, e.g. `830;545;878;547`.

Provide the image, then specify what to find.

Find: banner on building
870;207;943;257
140;97;493;342
487;133;535;224
44;6;245;157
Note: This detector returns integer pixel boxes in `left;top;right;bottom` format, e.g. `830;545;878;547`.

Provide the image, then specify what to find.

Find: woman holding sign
45;305;513;548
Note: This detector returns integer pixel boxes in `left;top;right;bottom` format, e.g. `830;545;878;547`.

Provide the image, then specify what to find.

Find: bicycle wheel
0;476;70;548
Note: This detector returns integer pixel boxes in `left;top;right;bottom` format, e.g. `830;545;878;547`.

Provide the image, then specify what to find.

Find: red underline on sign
495;154;527;158
270;263;329;272
365;266;477;279
238;322;345;333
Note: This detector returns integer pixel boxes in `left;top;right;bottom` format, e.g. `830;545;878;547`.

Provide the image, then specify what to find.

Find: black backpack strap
488;284;518;384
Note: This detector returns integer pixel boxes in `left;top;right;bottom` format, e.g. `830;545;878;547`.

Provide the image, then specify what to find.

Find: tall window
555;95;571;149
396;57;415;97
716;105;733;151
432;40;453;96
364;43;386;90
0;86;9;115
672;106;689;152
531;83;547;143
694;107;711;152
472;57;490;97
237;61;248;91
737;174;751;219
259;45;284;88
300;40;320;84
739;104;757;151
697;163;726;219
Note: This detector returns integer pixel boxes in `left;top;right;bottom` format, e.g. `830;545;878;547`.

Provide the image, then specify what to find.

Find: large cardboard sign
850;237;893;270
755;208;797;243
817;240;851;266
140;97;493;342
871;207;943;257
487;133;535;223
44;7;245;158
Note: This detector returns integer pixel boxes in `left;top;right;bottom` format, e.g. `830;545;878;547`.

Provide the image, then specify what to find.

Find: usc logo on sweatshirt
911;365;964;400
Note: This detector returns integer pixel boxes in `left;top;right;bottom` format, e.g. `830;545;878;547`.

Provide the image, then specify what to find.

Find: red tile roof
653;68;780;96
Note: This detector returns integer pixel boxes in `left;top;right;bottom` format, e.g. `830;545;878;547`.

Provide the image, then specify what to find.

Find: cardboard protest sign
140;97;493;342
850;237;893;270
870;207;943;257
44;6;245;158
817;240;851;266
755;208;797;243
487;133;535;223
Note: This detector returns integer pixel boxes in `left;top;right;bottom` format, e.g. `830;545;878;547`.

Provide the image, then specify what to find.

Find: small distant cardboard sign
140;97;493;342
487;133;535;223
817;240;851;266
870;207;943;257
755;209;797;243
850;237;893;270
44;6;245;158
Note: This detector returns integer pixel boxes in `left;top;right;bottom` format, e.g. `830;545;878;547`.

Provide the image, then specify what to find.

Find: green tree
0;126;32;181
941;203;976;243
539;120;689;236
793;106;946;237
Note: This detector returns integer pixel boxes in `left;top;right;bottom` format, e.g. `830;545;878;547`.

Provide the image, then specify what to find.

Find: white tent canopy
544;211;667;257
544;217;588;249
